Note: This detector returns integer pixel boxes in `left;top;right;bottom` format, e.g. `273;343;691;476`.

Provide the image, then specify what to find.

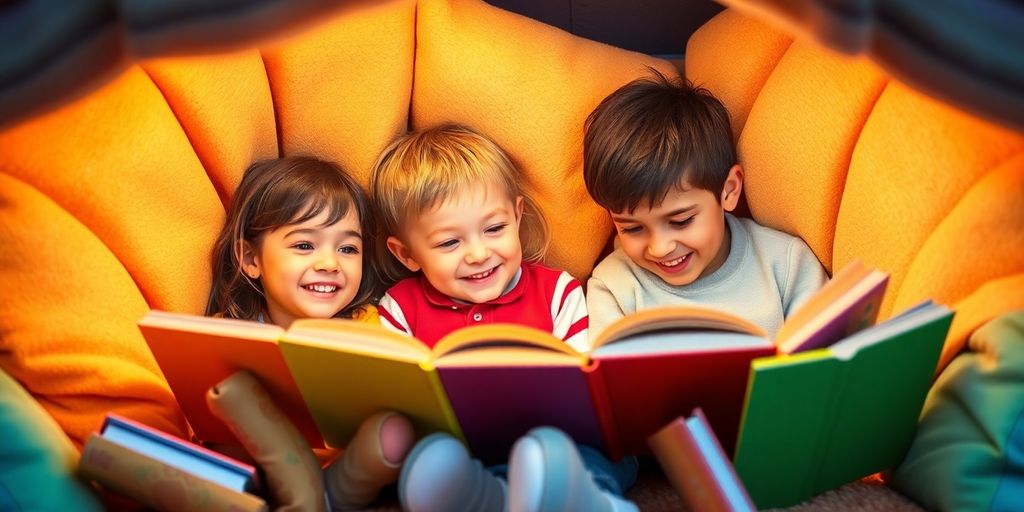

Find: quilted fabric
0;0;666;448
412;0;678;279
0;0;419;447
686;10;1024;370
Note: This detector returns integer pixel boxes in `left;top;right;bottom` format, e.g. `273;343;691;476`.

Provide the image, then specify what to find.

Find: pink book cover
648;409;755;512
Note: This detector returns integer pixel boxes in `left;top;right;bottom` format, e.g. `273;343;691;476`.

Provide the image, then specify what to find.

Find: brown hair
583;68;736;213
369;124;548;285
206;156;378;321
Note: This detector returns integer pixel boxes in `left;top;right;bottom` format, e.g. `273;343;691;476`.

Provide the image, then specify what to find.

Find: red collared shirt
378;262;590;351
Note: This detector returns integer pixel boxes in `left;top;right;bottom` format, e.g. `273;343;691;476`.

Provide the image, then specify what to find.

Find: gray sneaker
399;433;507;512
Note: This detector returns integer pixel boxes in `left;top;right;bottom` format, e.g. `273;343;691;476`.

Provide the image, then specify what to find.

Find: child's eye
293;242;314;250
669;217;695;228
339;245;360;255
618;225;643;235
435;239;459;249
485;223;507;234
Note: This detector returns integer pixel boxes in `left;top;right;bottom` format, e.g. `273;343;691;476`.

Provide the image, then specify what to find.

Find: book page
287;319;430;363
141;310;283;340
592;305;766;350
775;262;887;353
433;324;586;366
775;260;873;345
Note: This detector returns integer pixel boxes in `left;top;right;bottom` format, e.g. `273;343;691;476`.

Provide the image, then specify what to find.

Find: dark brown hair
206;156;378;321
583;68;736;213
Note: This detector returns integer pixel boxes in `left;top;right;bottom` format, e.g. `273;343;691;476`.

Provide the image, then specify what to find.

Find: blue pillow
890;312;1024;511
0;369;101;511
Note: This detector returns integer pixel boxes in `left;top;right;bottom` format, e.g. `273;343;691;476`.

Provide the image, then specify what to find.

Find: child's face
388;181;524;304
243;205;363;327
610;165;742;287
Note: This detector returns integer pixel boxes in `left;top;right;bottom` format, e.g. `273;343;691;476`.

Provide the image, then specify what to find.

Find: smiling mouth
462;266;498;281
303;284;338;293
655;253;691;269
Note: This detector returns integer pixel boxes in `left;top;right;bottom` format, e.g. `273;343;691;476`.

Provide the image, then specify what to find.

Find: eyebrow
284;227;362;239
425;206;510;239
611;205;696;223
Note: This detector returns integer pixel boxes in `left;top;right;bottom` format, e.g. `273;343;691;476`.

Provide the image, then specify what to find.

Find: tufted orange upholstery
688;10;1024;370
0;0;673;447
1;0;1020;468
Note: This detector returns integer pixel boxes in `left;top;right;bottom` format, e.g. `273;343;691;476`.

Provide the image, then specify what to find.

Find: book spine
424;366;466;443
583;360;621;461
79;434;267;512
647;418;737;512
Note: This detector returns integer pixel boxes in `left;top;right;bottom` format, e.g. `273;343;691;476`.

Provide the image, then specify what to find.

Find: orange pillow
412;0;678;279
0;0;416;446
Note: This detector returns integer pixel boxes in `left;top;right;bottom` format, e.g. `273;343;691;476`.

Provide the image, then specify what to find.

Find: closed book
79;417;266;512
648;408;754;512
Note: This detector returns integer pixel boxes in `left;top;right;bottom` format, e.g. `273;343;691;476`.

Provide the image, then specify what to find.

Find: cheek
617;235;645;257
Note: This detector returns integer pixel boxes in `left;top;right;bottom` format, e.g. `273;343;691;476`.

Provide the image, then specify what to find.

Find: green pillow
891;311;1024;511
0;369;101;511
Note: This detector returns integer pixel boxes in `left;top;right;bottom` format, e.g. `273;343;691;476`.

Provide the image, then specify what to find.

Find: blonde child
583;70;828;339
206;156;414;510
371;125;638;512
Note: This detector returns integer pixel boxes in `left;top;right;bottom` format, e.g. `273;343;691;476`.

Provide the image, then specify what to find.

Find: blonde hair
370;124;548;285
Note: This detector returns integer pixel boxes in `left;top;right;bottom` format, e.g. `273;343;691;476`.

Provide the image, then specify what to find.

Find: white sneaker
507;427;637;512
399;433;507;512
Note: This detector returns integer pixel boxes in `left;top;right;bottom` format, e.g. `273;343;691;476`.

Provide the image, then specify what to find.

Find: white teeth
306;284;338;293
466;268;494;279
661;255;687;267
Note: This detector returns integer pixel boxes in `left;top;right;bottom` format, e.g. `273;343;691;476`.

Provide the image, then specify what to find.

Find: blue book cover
101;413;259;494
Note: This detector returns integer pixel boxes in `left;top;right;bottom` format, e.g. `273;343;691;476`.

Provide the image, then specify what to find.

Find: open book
732;300;953;508
141;260;888;461
143;307;773;462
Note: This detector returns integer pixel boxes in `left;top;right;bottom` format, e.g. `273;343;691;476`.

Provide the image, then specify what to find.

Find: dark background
485;0;725;57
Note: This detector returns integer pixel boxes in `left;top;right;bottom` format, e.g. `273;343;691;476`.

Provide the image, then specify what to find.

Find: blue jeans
489;443;639;497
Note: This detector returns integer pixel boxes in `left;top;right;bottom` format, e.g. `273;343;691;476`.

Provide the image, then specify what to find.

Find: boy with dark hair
584;70;827;336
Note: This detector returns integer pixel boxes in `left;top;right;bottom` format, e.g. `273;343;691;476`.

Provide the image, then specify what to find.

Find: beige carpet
363;464;924;511
626;467;923;511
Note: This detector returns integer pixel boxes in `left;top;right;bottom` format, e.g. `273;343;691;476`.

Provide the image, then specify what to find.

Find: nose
464;239;492;264
313;250;340;272
647;229;675;259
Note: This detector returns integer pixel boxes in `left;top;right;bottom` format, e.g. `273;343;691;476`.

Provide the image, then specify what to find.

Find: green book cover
733;301;953;508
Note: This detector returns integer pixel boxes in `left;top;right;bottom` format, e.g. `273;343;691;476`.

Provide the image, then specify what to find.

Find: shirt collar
421;265;528;308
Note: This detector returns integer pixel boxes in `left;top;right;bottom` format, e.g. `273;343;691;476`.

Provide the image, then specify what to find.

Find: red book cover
593;333;775;457
140;310;324;448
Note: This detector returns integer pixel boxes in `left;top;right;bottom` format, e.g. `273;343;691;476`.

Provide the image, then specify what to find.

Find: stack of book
78;413;266;512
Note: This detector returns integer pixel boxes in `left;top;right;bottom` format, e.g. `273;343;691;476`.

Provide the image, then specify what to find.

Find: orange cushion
686;10;1024;369
412;0;677;279
0;0;417;446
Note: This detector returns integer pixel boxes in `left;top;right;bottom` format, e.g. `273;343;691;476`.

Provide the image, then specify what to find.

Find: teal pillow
891;311;1024;511
0;369;101;511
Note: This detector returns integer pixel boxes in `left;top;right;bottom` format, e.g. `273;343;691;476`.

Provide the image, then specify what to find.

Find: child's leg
324;411;414;511
399;433;507;512
508;427;638;512
576;446;639;497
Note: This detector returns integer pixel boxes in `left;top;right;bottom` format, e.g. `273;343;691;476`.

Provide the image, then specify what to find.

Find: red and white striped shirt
378;262;590;352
